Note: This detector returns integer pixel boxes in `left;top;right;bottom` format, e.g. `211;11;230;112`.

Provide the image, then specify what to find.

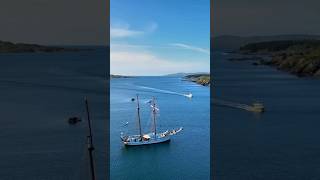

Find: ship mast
84;97;95;180
136;95;143;139
152;97;157;138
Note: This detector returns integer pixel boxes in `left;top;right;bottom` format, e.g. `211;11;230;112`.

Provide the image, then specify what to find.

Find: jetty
213;99;265;113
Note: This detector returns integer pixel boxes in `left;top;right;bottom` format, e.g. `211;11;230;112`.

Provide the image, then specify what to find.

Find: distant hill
212;35;320;50
110;74;131;79
165;72;209;77
164;73;189;77
0;40;86;53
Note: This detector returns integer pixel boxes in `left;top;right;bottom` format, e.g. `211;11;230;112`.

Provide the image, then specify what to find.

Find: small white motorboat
184;93;193;98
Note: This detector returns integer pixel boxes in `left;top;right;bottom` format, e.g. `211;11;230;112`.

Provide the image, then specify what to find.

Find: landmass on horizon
0;40;89;53
110;74;131;79
214;34;320;77
110;73;210;86
212;34;320;50
232;40;320;77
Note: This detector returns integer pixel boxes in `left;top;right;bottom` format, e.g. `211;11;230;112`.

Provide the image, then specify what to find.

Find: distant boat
122;121;129;127
67;116;82;125
184;93;193;98
120;95;183;146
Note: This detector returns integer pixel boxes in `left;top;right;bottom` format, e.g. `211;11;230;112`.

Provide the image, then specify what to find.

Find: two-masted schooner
120;95;183;146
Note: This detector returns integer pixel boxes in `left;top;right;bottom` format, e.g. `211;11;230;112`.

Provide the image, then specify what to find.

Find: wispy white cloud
110;44;208;76
169;43;210;55
110;22;158;39
110;21;209;75
110;27;143;38
111;43;151;49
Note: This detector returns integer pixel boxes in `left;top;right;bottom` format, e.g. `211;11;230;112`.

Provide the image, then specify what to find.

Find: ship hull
124;135;171;146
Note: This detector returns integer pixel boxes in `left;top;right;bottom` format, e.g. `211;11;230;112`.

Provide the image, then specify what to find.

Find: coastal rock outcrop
185;74;210;86
237;40;320;77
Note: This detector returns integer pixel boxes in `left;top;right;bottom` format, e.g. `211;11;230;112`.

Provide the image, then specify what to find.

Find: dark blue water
213;51;320;180
110;77;210;180
0;47;107;180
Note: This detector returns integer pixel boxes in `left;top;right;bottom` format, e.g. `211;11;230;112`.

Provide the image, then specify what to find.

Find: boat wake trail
136;85;192;98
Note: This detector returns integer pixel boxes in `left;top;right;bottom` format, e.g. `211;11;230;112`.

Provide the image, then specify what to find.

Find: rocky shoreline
184;74;210;86
230;40;320;77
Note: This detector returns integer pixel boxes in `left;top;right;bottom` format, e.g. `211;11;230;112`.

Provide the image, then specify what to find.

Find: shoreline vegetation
184;74;210;86
0;40;88;53
230;40;320;77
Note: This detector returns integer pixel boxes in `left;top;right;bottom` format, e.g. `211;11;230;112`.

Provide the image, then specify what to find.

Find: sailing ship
120;95;183;146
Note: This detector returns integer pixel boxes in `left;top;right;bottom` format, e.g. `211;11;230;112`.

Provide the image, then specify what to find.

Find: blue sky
111;0;210;75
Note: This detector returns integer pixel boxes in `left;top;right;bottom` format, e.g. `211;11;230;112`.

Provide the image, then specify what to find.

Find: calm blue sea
213;50;320;179
110;76;210;180
0;47;107;180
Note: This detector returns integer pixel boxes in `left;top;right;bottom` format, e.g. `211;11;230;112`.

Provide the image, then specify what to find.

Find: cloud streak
110;21;209;75
169;43;210;55
111;44;209;76
110;27;143;38
111;22;158;39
